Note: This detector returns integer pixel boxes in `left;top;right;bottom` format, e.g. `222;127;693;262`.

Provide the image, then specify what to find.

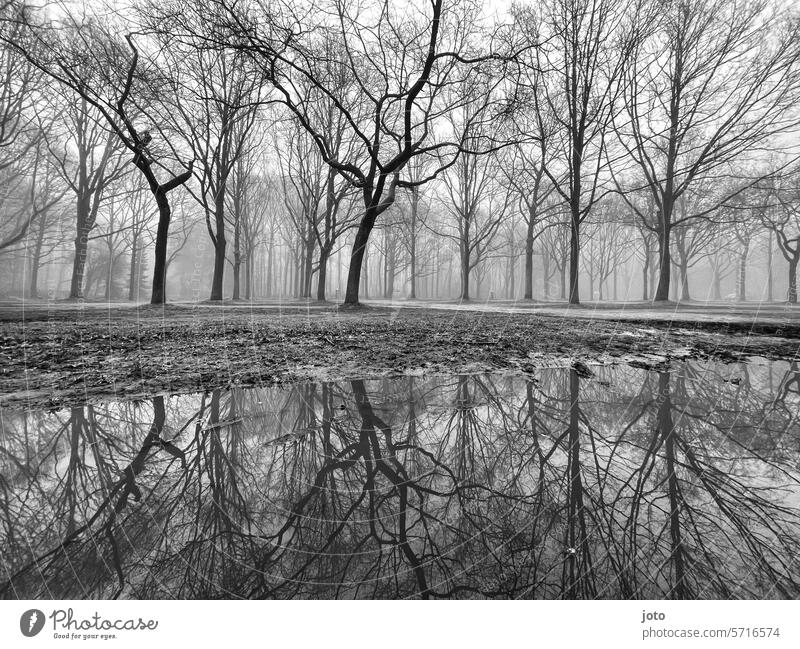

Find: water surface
1;360;799;599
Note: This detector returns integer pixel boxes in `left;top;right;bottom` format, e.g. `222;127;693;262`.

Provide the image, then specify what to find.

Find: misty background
1;0;799;306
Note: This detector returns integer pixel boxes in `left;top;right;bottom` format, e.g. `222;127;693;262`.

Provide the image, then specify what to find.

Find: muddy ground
1;302;798;409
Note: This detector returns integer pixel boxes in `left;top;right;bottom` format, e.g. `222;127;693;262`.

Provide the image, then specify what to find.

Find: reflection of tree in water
651;364;800;598
0;397;187;598
546;363;800;599
1;361;799;599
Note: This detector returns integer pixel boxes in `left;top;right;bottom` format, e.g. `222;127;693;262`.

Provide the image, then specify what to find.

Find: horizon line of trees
2;0;800;305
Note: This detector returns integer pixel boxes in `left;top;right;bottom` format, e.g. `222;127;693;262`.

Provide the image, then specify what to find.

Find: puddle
1;359;799;599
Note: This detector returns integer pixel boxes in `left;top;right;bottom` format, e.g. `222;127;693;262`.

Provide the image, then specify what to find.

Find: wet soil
1;302;798;409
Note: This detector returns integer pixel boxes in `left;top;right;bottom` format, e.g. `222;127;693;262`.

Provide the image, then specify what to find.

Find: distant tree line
1;0;800;304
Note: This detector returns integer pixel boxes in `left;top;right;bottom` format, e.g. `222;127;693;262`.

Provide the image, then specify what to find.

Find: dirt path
1;302;798;409
362;298;800;327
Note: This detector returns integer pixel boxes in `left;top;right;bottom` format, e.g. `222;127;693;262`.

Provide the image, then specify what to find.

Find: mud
1;302;797;409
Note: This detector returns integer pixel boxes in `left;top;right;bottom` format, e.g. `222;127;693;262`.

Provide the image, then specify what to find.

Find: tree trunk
649;257;657;300
104;244;114;300
385;245;395;299
508;252;516;299
680;262;690;301
460;245;471;301
565;367;587;598
150;193;171;305
69;224;90;299
568;213;580;304
28;261;39;300
657;370;688;599
210;193;227;301
302;224;314;298
409;188;418;299
293;250;301;297
524;215;535;300
232;258;241;299
317;246;330;301
409;236;416;299
362;242;369;299
336;249;342;299
789;257;798;304
232;216;241;300
381;237;387;298
654;221;671;302
460;213;471;301
711;262;721;301
128;233;139;302
245;251;252;300
265;236;273;297
543;250;550;300
345;212;376;305
737;241;749;302
29;218;46;299
767;231;773;302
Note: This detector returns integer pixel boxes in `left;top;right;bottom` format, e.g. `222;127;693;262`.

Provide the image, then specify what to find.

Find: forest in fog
1;0;800;305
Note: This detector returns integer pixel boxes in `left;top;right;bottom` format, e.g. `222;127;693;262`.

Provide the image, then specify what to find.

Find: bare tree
0;10;57;253
517;0;640;305
276;119;326;297
44;95;127;298
438;129;510;301
2;5;195;304
24;168;69;298
762;170;800;303
150;25;263;301
200;0;511;304
501;138;558;300
540;216;570;299
0;141;64;259
731;212;761;303
672;218;717;301
228;139;272;300
117;174;156;301
397;157;434;300
615;0;800;302
237;157;278;299
582;202;632;300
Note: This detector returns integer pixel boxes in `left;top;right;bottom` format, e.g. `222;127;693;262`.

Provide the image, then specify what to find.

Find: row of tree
1;0;800;304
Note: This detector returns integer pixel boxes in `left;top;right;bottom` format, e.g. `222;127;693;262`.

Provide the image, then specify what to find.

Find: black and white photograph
0;0;799;645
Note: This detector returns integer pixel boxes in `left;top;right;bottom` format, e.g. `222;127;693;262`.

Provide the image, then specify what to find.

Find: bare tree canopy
0;0;798;309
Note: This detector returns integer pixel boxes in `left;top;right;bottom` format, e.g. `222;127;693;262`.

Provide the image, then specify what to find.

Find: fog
0;0;798;306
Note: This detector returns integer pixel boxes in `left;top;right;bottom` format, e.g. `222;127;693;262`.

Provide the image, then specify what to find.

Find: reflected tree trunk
656;371;689;599
563;369;595;598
